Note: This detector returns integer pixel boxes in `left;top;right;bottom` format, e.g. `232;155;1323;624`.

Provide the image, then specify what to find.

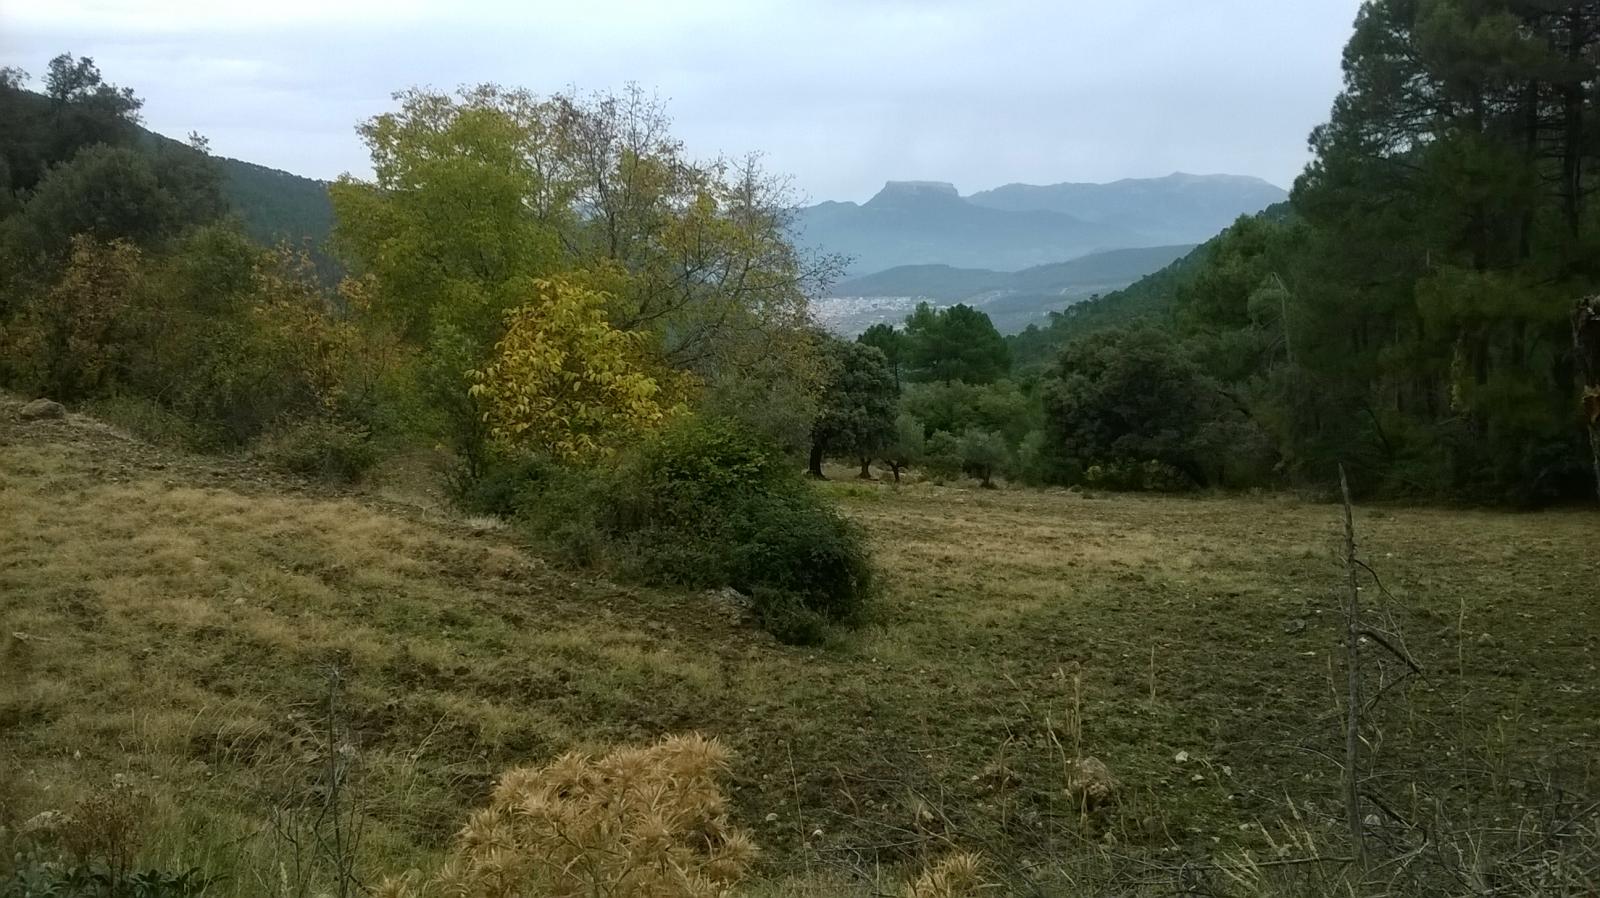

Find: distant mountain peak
795;172;1285;276
868;180;960;203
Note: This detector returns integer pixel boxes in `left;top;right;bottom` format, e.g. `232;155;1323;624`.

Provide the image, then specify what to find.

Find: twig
1357;626;1423;676
1339;464;1368;878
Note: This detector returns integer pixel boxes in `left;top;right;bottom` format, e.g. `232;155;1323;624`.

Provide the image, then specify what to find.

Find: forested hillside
1007;204;1294;367
1000;0;1600;503
2;76;332;251
211;156;332;248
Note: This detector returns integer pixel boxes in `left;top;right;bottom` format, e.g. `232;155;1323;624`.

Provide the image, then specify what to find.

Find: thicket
0;58;385;480
464;418;873;644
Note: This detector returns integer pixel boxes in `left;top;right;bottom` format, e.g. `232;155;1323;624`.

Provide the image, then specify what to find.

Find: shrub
922;429;964;479
1;863;211;898
452;451;556;517
0;779;209;898
729;493;872;621
750;587;829;647
0;236;148;402
1083;459;1194;492
377;733;755;898
500;416;875;639
252;418;377;482
84;395;225;451
1011;430;1050;486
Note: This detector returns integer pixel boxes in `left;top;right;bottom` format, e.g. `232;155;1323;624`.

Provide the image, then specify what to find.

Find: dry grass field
2;396;1596;894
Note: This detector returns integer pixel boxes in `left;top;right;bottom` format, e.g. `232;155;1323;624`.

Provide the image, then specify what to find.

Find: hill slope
140;128;333;249
1007;201;1294;369
213;155;334;248
3;394;1592;895
7;87;334;249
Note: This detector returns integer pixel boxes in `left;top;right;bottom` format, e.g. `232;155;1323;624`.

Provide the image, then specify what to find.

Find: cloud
0;0;1362;200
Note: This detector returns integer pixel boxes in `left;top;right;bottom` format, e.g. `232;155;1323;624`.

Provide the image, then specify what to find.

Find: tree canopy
808;335;897;478
901;302;1010;384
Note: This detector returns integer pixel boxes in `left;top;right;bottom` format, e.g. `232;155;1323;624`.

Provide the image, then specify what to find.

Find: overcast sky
2;0;1364;203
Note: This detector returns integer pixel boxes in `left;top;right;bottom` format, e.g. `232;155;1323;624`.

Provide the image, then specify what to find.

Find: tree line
11;0;1600;512
995;0;1600;504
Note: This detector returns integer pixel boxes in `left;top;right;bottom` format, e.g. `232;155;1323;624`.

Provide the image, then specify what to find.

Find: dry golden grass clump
380;733;756;898
901;852;988;898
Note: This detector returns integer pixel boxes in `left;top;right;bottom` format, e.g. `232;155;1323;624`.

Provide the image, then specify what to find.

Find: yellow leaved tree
469;277;677;460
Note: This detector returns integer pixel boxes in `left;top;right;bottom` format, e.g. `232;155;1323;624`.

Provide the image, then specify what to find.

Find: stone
18;398;66;421
706;586;755;624
1065;756;1119;810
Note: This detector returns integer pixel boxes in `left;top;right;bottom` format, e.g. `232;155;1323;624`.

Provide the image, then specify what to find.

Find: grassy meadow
2;397;1596;895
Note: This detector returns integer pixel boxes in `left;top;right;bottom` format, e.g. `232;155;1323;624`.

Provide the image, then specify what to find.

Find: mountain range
794;173;1285;276
814;243;1196;336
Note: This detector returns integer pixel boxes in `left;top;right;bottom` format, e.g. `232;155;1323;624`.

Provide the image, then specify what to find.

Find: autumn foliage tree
1;235;145;400
330;84;836;471
469;278;676;460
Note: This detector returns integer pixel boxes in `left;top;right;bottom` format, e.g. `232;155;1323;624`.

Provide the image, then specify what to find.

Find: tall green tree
857;322;906;390
808;335;897;479
901;302;1010;384
1041;326;1238;487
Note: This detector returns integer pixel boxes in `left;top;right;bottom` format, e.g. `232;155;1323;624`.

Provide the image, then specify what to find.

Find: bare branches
1340;464;1368;879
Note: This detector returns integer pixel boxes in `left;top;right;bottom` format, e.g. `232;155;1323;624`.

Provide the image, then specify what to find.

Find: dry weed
381;733;756;898
902;852;988;898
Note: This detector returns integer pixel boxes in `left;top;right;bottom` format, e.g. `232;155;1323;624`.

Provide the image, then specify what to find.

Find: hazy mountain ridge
795;173;1285;275
967;172;1287;244
816;243;1196;335
795;180;1143;275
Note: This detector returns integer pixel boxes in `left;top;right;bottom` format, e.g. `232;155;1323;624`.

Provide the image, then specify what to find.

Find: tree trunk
858;456;874;480
1562;6;1586;237
889;463;902;483
979;466;995;489
808;441;826;479
1575;297;1600;502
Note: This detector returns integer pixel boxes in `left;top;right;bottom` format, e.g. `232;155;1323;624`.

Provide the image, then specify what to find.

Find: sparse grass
2;399;1596;895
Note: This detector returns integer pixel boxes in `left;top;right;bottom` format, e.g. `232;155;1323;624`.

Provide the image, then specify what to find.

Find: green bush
750;587;829;646
1083;459;1194;492
452;451;556;518
922;429;964;478
496;416;875;639
83;395;226;452
252;418;377;482
728;492;872;620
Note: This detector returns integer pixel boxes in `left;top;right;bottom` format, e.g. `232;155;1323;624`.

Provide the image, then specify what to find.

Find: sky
1;0;1365;203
